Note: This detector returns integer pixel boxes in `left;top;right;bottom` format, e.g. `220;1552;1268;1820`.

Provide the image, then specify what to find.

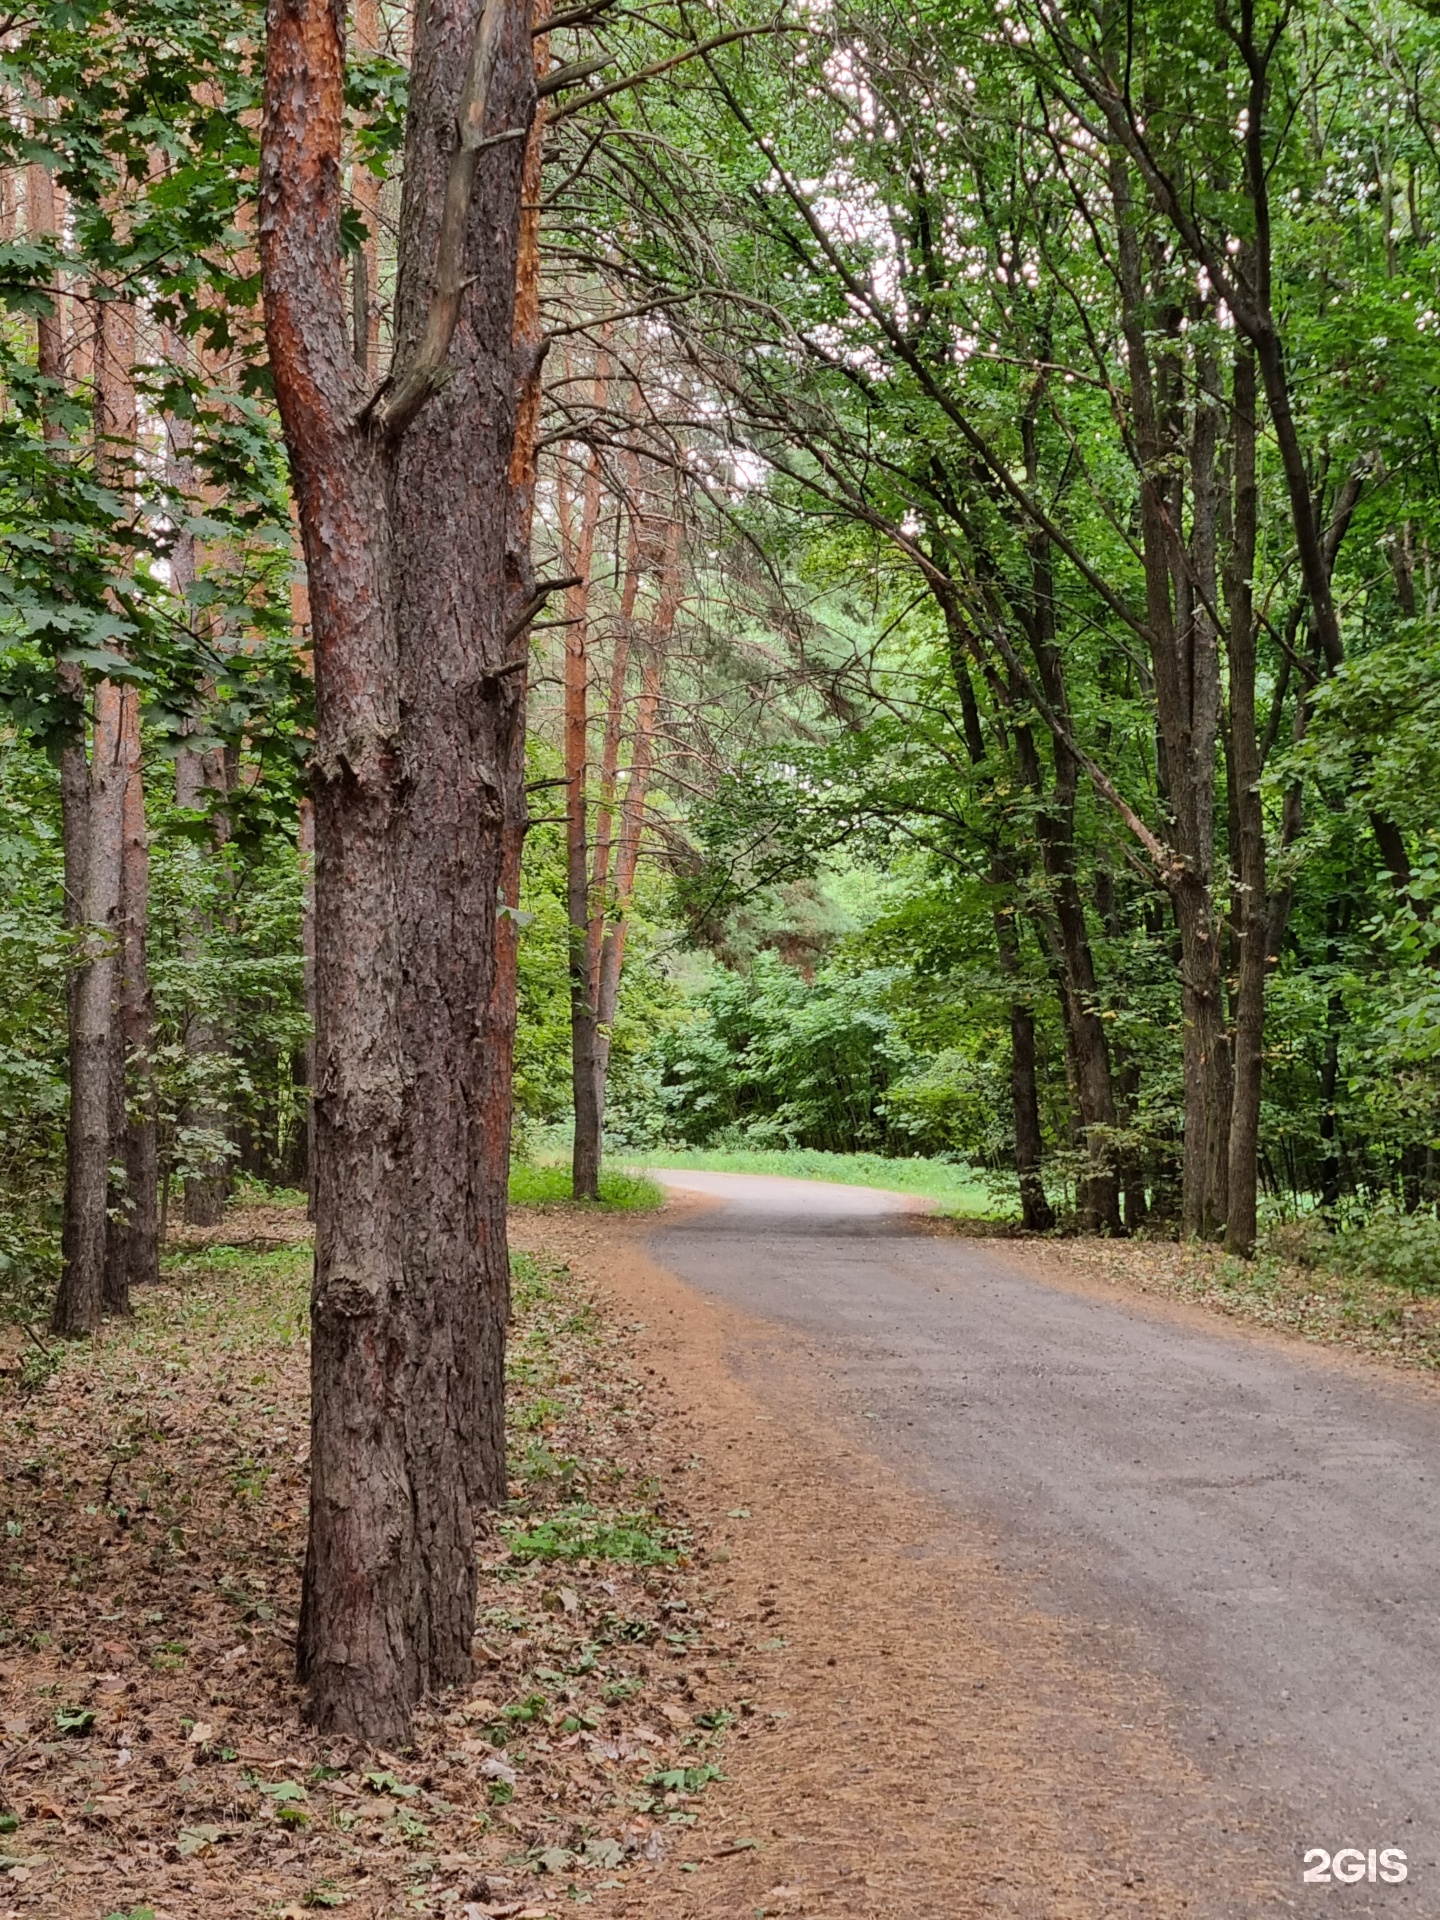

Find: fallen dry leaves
995;1229;1440;1375
0;1200;757;1919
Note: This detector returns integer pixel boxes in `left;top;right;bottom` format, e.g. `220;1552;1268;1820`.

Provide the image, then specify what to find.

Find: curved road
648;1170;1439;1912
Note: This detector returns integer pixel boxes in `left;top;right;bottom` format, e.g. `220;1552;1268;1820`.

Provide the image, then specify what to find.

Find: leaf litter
0;1198;762;1918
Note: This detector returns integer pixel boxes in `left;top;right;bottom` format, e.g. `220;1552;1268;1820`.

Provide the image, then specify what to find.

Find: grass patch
641;1146;1007;1218
501;1505;684;1566
508;1163;665;1211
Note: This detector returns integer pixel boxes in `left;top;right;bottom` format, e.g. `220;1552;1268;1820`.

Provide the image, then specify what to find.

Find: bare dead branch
368;0;522;439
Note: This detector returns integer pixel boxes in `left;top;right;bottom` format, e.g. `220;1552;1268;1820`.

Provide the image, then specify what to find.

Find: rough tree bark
54;682;125;1335
261;0;535;1740
556;358;610;1200
105;684;159;1304
297;795;317;1218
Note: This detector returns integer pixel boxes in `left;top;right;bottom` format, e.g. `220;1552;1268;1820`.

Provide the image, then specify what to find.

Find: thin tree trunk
35;172;127;1335
935;579;1058;1229
298;796;317;1219
1111;153;1228;1237
996;902;1052;1232
493;24;548;1185
1013;722;1121;1233
105;684;159;1301
92;292;155;1310
591;515;681;1140
558;359;610;1201
55;682;125;1335
175;745;234;1225
1225;344;1266;1257
594;652;662;1039
351;0;383;375
586;475;644;987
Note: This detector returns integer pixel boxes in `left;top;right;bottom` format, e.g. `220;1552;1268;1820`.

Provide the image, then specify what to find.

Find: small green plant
228;1458;272;1501
645;1763;724;1795
361;1769;418;1799
502;1505;683;1567
602;1677;643;1705
256;1778;309;1818
18;1336;60;1392
54;1705;95;1735
501;1690;549;1725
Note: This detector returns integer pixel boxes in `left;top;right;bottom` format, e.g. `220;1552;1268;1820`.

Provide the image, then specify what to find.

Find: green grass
500;1505;685;1566
639;1146;1010;1218
507;1164;665;1211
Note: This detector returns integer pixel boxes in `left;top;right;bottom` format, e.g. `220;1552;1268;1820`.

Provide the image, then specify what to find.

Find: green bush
1264;1203;1440;1293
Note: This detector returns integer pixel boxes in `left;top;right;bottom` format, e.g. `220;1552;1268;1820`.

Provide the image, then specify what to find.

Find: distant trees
574;0;1440;1247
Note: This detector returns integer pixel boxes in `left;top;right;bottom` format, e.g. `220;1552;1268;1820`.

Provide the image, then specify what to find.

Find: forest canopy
4;0;1440;1733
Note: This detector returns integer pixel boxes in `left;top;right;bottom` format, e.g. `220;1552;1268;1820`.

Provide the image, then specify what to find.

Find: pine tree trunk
175;746;234;1226
55;683;125;1336
104;685;158;1305
298;796;317;1218
559;362;610;1201
263;0;534;1741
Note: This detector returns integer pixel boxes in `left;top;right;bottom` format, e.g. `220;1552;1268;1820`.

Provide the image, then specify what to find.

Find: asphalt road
648;1170;1440;1911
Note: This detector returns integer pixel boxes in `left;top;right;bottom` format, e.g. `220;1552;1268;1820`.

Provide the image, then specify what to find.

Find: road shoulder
515;1205;1285;1919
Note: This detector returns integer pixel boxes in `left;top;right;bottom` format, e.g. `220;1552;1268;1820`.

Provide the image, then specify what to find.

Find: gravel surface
648;1170;1440;1914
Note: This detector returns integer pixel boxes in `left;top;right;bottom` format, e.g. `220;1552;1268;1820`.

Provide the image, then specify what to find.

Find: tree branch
368;0;523;439
547;22;786;124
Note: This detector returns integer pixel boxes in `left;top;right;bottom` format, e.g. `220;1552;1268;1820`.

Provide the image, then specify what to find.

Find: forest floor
0;1199;780;1920
0;1192;1433;1919
986;1226;1440;1375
